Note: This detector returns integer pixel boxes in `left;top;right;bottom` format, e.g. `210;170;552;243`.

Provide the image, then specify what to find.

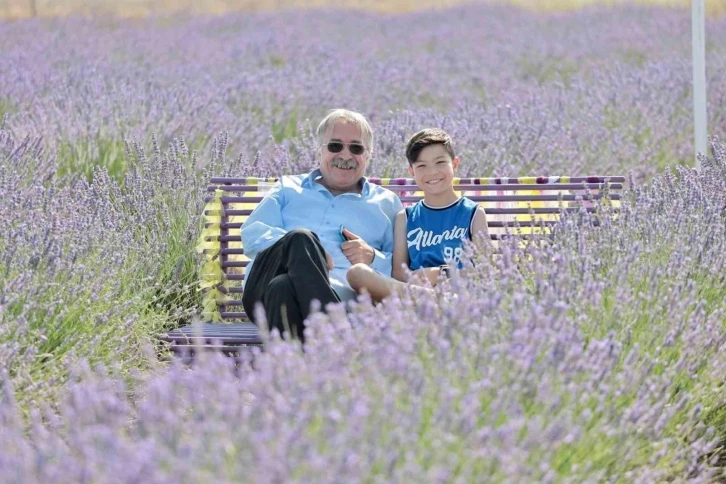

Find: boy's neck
423;189;460;208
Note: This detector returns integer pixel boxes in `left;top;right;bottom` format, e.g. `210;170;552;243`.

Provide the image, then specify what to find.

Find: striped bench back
197;175;625;322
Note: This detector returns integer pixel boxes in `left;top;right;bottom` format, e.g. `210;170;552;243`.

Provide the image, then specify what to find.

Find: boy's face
408;144;459;196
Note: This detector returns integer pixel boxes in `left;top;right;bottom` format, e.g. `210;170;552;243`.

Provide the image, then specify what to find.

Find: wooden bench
159;175;625;357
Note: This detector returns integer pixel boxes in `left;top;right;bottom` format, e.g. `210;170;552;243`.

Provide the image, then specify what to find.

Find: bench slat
213;193;621;204
206;182;624;193
220;312;249;319
214;231;547;248
210;176;627;185
165;325;258;334
219;300;244;306
167;345;259;355
161;322;260;345
212;206;607;217
207;220;565;230
164;335;261;345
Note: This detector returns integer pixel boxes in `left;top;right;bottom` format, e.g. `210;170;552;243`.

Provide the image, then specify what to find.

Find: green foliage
517;54;580;86
0;251;159;409
268;55;287;68
272;108;300;143
56;135;128;183
619;48;648;68
0;99;16;121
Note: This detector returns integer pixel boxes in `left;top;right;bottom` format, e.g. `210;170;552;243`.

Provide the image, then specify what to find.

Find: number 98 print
443;246;463;264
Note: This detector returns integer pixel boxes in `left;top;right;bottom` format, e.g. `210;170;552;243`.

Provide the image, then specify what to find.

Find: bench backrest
197;175;625;321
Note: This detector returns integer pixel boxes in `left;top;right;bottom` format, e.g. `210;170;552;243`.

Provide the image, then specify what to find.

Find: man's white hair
316;108;374;152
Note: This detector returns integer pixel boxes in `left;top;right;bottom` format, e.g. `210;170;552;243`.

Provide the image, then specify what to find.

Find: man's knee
283;228;319;245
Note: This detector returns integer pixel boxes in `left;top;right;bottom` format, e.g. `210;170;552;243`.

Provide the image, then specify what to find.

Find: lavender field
1;3;726;481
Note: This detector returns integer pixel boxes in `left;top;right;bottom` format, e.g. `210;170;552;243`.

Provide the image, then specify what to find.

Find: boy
346;128;489;301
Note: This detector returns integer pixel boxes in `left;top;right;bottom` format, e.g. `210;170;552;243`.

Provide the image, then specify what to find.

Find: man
241;109;403;341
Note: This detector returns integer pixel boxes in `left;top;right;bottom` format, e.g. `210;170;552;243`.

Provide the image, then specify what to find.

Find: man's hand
341;228;375;265
325;250;334;270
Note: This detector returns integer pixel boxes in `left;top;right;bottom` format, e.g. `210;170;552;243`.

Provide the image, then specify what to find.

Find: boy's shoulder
459;196;480;210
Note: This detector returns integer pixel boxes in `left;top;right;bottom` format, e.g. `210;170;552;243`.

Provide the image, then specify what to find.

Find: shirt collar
303;169;370;196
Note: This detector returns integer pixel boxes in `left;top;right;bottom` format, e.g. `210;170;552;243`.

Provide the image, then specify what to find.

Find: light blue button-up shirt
241;169;403;302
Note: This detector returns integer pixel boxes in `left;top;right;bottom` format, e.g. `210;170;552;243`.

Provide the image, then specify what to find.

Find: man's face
319;121;369;193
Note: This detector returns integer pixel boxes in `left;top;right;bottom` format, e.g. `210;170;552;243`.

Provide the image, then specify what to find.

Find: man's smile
331;158;357;170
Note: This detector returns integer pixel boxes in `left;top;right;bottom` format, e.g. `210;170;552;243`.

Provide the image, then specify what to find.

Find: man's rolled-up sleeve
240;182;287;259
370;247;392;274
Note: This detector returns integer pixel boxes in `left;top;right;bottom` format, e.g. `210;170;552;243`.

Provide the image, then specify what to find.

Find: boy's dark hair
405;128;456;166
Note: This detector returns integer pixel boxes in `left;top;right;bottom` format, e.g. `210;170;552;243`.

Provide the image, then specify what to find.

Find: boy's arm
368;196;404;274
240;181;287;259
391;210;410;282
471;206;490;242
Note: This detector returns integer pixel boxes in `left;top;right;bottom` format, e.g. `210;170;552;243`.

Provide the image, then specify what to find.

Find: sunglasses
325;141;366;156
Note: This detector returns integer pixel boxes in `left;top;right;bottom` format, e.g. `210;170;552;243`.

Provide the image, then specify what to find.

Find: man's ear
452;157;460;170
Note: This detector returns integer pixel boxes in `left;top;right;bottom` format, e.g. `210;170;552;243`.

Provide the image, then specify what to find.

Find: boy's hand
415;267;442;287
341;228;375;265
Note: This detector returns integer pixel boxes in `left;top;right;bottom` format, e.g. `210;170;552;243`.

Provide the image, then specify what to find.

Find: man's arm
240;181;287;259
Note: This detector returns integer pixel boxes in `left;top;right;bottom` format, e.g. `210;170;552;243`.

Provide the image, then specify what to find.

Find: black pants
242;229;341;342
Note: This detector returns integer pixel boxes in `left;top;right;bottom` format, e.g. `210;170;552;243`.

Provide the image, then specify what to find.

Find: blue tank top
405;197;479;270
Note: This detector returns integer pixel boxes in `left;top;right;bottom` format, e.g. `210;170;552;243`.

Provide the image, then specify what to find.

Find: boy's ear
453;157;460;170
408;165;414;176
